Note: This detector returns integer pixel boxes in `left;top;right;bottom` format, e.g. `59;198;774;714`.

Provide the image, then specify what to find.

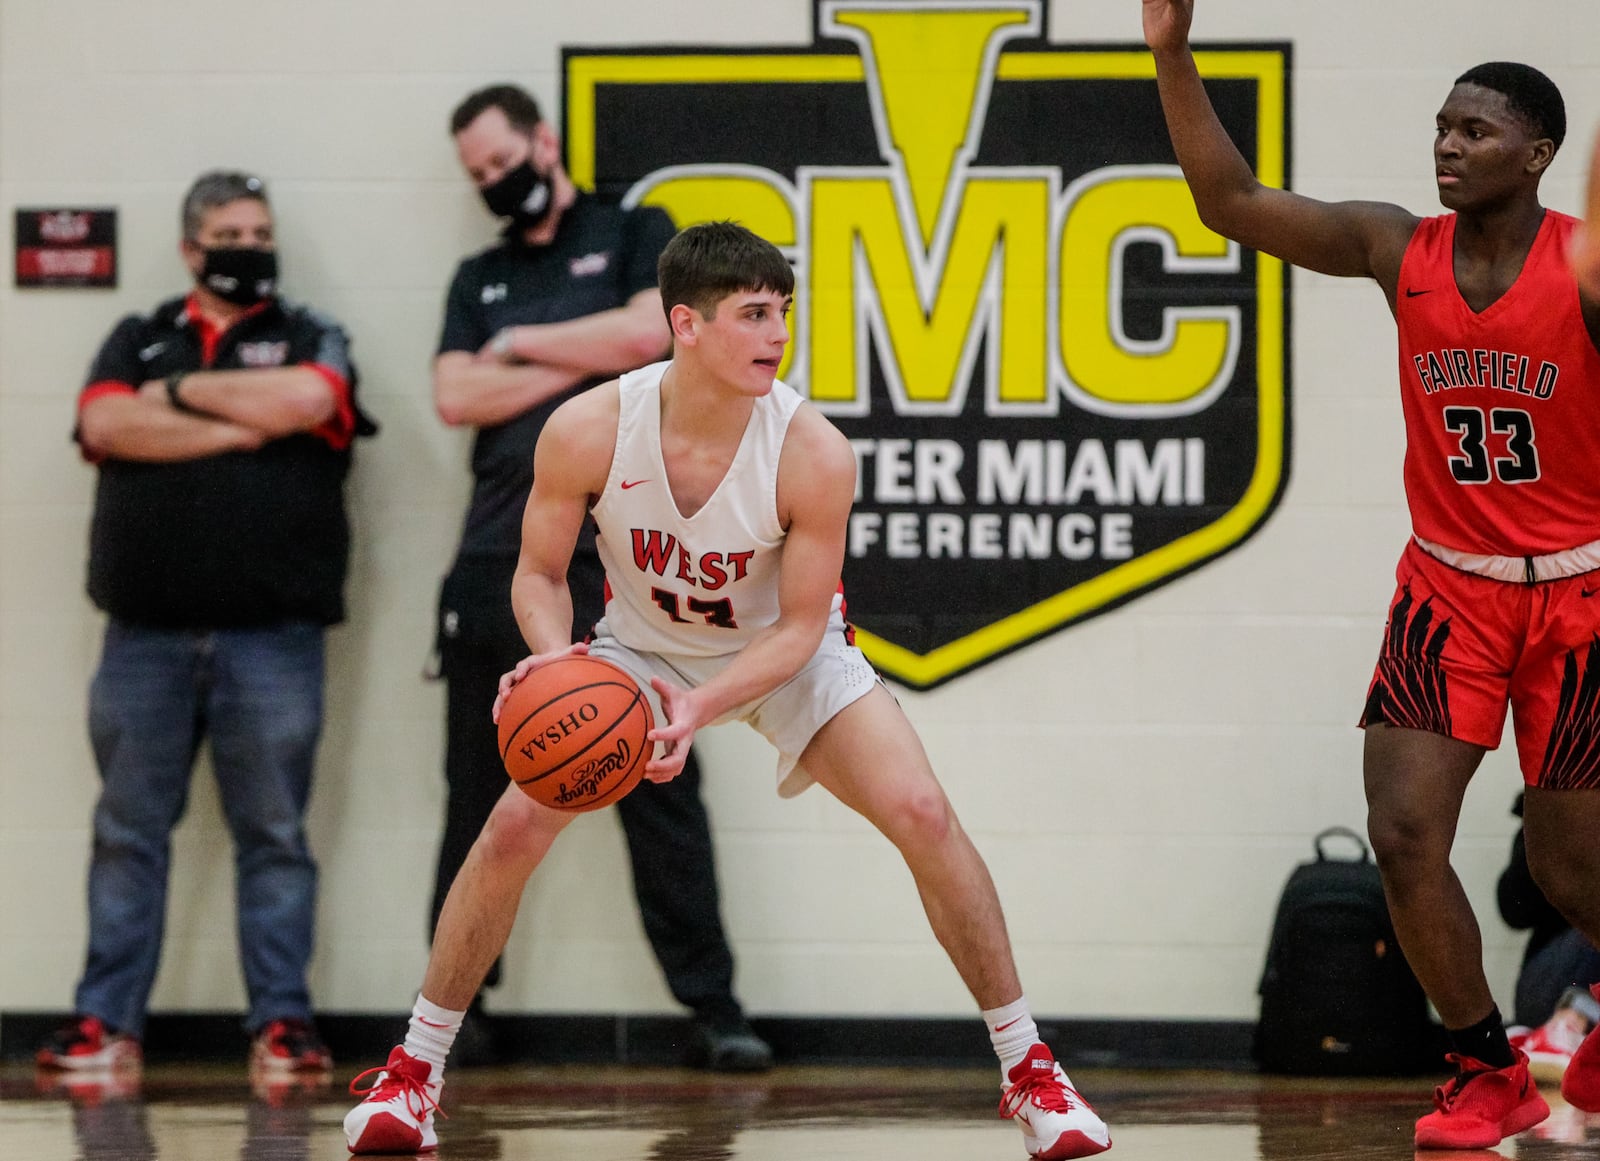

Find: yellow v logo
822;1;1037;248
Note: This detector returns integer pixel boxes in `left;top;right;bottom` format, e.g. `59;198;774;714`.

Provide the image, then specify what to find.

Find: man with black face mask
37;170;375;1079
420;83;770;1072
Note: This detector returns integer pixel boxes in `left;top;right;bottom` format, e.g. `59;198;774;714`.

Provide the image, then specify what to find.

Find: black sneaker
691;1019;773;1072
250;1018;332;1073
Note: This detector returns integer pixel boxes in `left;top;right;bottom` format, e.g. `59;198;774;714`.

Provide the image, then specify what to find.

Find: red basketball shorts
1361;538;1600;787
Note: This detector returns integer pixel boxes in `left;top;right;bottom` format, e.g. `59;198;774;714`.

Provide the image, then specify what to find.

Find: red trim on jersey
182;291;270;367
75;380;139;463
835;581;857;646
577;575;612;645
78;379;137;411
303;362;355;450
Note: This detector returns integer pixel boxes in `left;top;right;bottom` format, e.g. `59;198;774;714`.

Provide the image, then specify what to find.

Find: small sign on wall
15;207;117;287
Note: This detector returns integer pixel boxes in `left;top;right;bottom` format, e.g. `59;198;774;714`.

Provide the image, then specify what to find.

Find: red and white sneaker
999;1044;1112;1159
1563;984;1600;1111
35;1016;141;1072
344;1046;443;1155
1414;1051;1549;1150
1514;1012;1587;1084
251;1018;333;1073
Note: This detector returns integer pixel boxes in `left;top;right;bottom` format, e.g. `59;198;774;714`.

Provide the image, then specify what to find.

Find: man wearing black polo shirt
423;83;768;1071
37;171;372;1077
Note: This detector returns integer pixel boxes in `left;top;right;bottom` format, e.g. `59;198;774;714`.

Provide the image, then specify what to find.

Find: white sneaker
999;1043;1112;1159
343;1045;442;1154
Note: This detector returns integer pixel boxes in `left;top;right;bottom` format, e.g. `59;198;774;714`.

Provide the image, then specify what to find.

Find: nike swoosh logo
1582;588;1598;599
139;341;167;360
1405;288;1432;298
993;1016;1025;1032
620;479;650;490
415;1016;453;1028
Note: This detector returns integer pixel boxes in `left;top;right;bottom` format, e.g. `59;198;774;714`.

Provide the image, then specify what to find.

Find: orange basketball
497;655;653;812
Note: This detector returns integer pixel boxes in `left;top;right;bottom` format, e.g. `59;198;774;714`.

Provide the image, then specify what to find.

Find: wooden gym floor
6;1061;1597;1160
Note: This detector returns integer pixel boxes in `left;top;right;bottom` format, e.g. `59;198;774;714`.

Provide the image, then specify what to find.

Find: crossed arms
79;364;343;463
432;288;670;428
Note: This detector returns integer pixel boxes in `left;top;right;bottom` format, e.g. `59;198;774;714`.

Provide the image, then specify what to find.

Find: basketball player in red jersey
341;222;1111;1160
1145;0;1600;1150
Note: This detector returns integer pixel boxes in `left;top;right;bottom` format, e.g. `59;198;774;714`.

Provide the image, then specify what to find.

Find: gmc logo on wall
567;0;1291;688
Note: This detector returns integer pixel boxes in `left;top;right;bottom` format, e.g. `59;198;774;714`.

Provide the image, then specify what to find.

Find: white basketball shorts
586;608;879;797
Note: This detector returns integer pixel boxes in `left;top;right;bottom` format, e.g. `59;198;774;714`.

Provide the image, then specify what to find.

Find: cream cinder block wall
0;0;1595;1025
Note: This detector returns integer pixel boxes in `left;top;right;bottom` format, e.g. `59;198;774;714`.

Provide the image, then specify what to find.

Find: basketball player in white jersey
343;222;1111;1160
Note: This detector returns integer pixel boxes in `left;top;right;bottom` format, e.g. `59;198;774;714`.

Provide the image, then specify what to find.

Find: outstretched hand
1575;127;1600;299
490;641;590;723
1141;0;1194;53
1575;226;1600;299
642;676;710;783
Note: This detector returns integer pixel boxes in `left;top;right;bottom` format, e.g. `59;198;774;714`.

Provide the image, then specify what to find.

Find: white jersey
592;360;832;658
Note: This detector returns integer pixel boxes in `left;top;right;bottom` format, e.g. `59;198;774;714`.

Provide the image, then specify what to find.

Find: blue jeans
1515;927;1600;1028
75;620;325;1037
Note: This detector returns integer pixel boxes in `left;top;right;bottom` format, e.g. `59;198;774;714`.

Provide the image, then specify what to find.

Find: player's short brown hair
658;221;795;320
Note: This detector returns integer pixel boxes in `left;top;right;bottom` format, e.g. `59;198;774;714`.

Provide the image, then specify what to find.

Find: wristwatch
165;372;195;412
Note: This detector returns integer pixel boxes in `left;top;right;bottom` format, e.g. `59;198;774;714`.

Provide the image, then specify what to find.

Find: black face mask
480;160;554;231
199;247;278;306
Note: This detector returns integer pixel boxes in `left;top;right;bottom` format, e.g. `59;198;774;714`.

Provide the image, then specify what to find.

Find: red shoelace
348;1060;447;1124
1000;1068;1080;1119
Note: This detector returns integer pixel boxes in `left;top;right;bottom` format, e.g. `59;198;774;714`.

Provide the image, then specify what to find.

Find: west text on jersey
629;530;756;591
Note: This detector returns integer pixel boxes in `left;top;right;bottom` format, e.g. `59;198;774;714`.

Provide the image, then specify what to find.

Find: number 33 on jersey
1398;210;1600;557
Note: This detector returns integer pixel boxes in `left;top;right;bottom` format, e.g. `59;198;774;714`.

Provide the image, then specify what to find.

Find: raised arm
1573;124;1600;344
644;407;857;778
1143;0;1418;294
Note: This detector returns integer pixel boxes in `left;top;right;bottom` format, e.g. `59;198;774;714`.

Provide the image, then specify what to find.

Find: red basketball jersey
1397;210;1600;555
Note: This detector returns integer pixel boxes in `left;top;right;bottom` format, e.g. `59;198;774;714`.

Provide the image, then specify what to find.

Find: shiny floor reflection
5;1063;1600;1160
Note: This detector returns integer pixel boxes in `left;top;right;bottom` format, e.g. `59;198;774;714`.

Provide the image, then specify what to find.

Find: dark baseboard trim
2;1011;1255;1070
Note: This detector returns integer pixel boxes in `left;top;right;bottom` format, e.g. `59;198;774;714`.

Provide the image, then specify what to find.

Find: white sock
403;994;464;1078
983;996;1041;1077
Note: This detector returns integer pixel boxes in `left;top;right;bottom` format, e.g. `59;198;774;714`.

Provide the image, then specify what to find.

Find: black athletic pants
430;551;743;1024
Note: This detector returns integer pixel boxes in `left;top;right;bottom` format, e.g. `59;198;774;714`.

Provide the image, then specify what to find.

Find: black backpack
1254;827;1441;1075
